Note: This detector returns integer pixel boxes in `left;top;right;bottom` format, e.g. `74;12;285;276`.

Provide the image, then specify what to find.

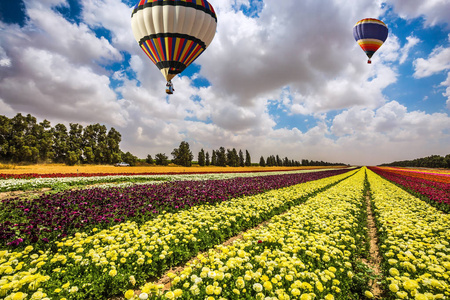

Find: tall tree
238;149;245;167
245;150;251;166
205;151;210;166
67;123;83;164
172;141;193;167
259;156;266;167
216;147;226;167
52;124;68;163
198;148;206;166
211;150;217;166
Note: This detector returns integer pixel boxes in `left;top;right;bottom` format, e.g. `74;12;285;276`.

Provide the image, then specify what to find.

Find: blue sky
0;0;449;165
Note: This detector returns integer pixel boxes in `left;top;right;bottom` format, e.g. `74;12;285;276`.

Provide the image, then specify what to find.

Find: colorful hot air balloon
131;0;217;94
353;18;388;64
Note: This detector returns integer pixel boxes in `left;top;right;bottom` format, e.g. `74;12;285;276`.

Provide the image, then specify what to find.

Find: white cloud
442;72;450;109
330;101;450;164
413;45;450;78
386;0;450;28
399;36;420;64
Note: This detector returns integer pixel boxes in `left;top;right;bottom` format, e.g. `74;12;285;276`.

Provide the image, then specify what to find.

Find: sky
0;0;449;166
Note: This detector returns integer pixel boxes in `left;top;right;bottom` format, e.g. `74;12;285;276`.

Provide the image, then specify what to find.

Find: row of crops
0;168;338;192
1;167;449;299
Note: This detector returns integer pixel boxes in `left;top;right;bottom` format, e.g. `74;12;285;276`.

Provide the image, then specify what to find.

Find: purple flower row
1;169;351;248
369;167;450;211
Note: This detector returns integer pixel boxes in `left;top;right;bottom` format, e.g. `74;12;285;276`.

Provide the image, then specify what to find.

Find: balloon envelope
353;18;388;63
131;0;217;82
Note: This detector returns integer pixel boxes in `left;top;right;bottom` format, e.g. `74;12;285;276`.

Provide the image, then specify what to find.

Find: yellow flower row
126;168;370;299
0;170;357;300
367;169;450;299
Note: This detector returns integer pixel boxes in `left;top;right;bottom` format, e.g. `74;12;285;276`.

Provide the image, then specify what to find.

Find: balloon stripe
141;42;157;64
185;45;203;66
140;33;206;50
179;40;193;63
132;0;217;22
142;40;154;63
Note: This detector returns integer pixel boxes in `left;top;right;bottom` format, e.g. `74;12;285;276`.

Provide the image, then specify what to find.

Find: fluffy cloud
414;44;450;78
386;0;450;28
331;101;450;164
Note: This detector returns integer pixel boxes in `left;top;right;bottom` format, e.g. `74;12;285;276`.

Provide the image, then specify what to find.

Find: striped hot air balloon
353;18;388;64
131;0;217;94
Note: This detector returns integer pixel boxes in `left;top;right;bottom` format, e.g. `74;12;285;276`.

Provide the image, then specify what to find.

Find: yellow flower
403;279;419;291
206;285;215;295
300;294;312;300
291;288;301;296
396;291;408;299
213;287;222;295
11;292;27;300
109;269;117;277
414;294;427;300
129;275;136;286
316;281;324;292
165;291;175;299
61;282;70;290
124;290;135;299
389;268;400;277
236;278;245;289
389;283;399;293
364;291;374;298
324;295;334;300
263;281;273;291
173;289;183;297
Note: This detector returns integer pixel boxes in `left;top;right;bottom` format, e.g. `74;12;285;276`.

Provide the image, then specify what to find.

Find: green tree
172;141;193;167
107;127;122;164
211;150;217;166
66;151;79;166
52;124;68;163
259;156;266;167
198;148;206;166
122;151;138;166
155;153;169;166
37;119;53;162
146;154;154;165
216;147;227;167
239;149;245;167
245;150;251;166
205;151;210;166
67;123;83;165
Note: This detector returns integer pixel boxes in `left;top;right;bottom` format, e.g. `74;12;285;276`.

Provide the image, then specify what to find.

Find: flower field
369;167;450;212
1;167;449;300
0;168;342;193
366;168;450;299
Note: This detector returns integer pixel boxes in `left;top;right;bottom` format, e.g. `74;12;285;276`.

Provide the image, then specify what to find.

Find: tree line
0;113;131;165
145;143;253;167
379;154;450;169
1;113;348;167
148;141;347;168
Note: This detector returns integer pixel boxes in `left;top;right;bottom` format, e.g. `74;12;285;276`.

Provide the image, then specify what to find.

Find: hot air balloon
131;0;217;94
353;18;388;64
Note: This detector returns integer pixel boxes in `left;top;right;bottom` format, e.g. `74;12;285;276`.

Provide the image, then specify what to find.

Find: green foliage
380;154;450;168
198;148;206;166
171;141;193;167
0;113;123;165
155;153;169;166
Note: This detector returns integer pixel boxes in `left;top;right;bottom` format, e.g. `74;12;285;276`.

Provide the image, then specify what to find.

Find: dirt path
362;192;384;298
